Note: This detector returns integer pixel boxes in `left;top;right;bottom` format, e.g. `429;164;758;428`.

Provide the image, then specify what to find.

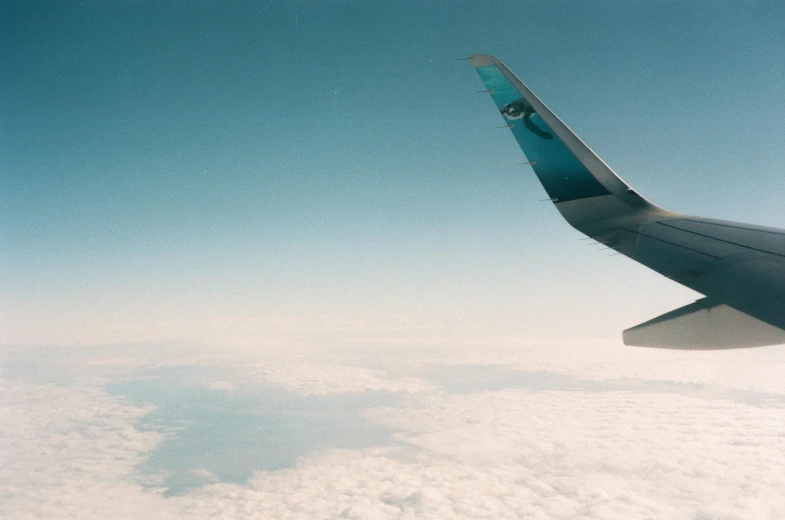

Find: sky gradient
2;0;785;345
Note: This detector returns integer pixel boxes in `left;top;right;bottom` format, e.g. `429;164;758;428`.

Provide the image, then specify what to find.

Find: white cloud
368;389;785;518
3;339;785;520
170;386;785;520
0;379;180;520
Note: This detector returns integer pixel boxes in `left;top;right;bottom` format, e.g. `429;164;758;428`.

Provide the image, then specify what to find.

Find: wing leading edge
468;54;785;349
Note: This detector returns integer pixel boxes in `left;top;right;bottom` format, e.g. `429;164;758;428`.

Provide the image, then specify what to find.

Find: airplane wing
468;54;785;349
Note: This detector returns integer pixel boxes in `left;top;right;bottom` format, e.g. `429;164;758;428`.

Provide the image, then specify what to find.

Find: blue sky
2;0;784;345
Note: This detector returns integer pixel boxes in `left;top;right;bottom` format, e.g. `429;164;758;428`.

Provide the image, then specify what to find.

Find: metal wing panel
662;219;785;257
627;221;785;331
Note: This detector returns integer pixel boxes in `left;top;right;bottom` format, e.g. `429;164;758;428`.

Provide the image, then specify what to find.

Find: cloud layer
3;339;785;519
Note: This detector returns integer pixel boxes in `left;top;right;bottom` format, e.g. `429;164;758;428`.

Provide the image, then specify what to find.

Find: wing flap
623;300;785;349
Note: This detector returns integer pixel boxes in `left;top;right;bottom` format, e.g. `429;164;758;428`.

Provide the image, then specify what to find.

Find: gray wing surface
468;54;785;349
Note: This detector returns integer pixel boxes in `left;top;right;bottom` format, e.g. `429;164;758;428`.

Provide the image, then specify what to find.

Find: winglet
467;54;668;234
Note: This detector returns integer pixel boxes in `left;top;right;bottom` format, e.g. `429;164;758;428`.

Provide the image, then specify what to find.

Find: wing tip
467;54;500;68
